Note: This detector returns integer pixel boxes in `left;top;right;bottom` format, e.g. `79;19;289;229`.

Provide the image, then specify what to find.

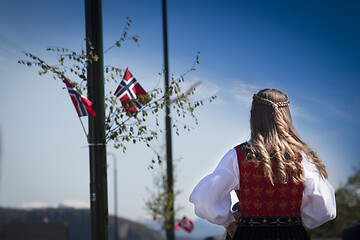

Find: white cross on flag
114;68;148;114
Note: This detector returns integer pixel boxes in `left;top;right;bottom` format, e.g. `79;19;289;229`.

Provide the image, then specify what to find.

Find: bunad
189;142;336;240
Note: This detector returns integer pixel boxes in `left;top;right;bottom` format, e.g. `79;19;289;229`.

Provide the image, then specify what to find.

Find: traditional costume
189;141;336;240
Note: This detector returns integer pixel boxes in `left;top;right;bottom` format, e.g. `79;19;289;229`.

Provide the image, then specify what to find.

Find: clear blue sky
0;0;359;226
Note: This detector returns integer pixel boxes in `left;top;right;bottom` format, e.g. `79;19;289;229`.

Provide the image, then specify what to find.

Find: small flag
63;78;96;117
43;209;49;223
114;68;148;114
178;216;194;233
174;223;179;231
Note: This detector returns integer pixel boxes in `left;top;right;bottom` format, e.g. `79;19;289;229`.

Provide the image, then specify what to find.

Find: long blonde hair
250;89;328;185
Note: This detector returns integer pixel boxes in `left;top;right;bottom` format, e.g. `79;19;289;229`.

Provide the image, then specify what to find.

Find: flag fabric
63;78;96;117
43;209;49;223
174;223;179;231
178;216;194;233
114;68;148;114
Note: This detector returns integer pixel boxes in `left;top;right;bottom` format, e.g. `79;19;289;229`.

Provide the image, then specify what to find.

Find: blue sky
0;0;359;228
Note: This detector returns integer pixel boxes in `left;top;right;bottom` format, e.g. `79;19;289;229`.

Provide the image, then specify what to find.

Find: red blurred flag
178;216;194;233
174;223;179;231
63;78;96;117
43;209;49;223
114;68;148;114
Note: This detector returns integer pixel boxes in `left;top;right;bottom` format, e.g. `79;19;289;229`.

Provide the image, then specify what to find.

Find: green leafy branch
104;17;139;54
18;20;216;168
145;157;183;230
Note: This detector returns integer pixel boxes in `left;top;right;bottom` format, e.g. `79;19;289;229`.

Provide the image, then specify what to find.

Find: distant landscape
0;207;224;240
0;207;162;240
0;206;344;240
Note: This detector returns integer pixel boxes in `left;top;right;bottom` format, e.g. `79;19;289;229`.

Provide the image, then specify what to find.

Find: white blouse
189;147;336;229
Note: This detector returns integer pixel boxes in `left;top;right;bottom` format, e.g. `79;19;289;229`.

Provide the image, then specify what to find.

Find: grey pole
85;0;108;239
162;0;174;239
108;152;118;240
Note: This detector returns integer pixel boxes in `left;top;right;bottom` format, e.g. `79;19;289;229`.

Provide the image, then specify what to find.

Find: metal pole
108;152;118;240
114;158;118;240
162;0;174;239
85;0;108;240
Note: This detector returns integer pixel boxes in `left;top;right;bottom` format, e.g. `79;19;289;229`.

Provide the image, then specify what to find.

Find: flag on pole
178;216;194;233
114;68;148;114
43;209;49;223
63;78;96;117
174;223;179;231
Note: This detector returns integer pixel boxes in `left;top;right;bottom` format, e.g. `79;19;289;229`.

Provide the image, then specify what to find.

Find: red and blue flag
178;216;194;233
63;78;96;117
114;68;148;114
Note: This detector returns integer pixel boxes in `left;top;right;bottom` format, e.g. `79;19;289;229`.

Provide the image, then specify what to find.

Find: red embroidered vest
234;143;303;217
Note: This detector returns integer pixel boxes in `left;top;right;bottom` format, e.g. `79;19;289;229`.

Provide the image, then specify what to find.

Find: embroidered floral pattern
243;187;250;196
235;142;303;217
266;188;275;197
266;201;275;212
253;172;262;182
253;200;263;210
279;187;287;198
253;186;263;197
279;201;288;210
291;187;298;196
242;172;250;182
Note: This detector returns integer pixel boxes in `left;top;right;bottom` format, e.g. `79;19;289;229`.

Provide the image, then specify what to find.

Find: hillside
0;207;164;240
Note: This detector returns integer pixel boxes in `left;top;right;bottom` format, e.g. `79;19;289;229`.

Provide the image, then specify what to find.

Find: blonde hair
250;89;328;185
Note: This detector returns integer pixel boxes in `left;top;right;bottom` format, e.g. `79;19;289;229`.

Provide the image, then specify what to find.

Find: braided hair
250;89;328;185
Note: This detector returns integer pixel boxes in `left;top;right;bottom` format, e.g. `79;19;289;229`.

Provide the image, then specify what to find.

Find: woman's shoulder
233;141;253;160
301;153;318;172
234;141;250;150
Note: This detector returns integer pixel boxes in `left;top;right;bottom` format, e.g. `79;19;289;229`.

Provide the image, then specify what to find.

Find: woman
189;89;336;239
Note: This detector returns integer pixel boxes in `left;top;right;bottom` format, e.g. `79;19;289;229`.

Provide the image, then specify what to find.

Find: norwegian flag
114;68;148;114
63;78;96;117
174;223;179;231
43;209;49;223
178;216;194;233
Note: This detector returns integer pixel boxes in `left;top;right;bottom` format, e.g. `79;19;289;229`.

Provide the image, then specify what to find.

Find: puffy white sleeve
189;149;240;227
301;155;337;229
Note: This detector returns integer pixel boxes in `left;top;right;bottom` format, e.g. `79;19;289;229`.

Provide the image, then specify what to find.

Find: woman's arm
301;155;337;229
189;148;240;227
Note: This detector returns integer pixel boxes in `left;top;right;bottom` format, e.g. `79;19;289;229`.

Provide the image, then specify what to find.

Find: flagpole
78;117;88;139
85;0;108;240
162;0;175;239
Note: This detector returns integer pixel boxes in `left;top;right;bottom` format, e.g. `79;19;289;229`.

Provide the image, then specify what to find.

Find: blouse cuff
223;215;235;227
